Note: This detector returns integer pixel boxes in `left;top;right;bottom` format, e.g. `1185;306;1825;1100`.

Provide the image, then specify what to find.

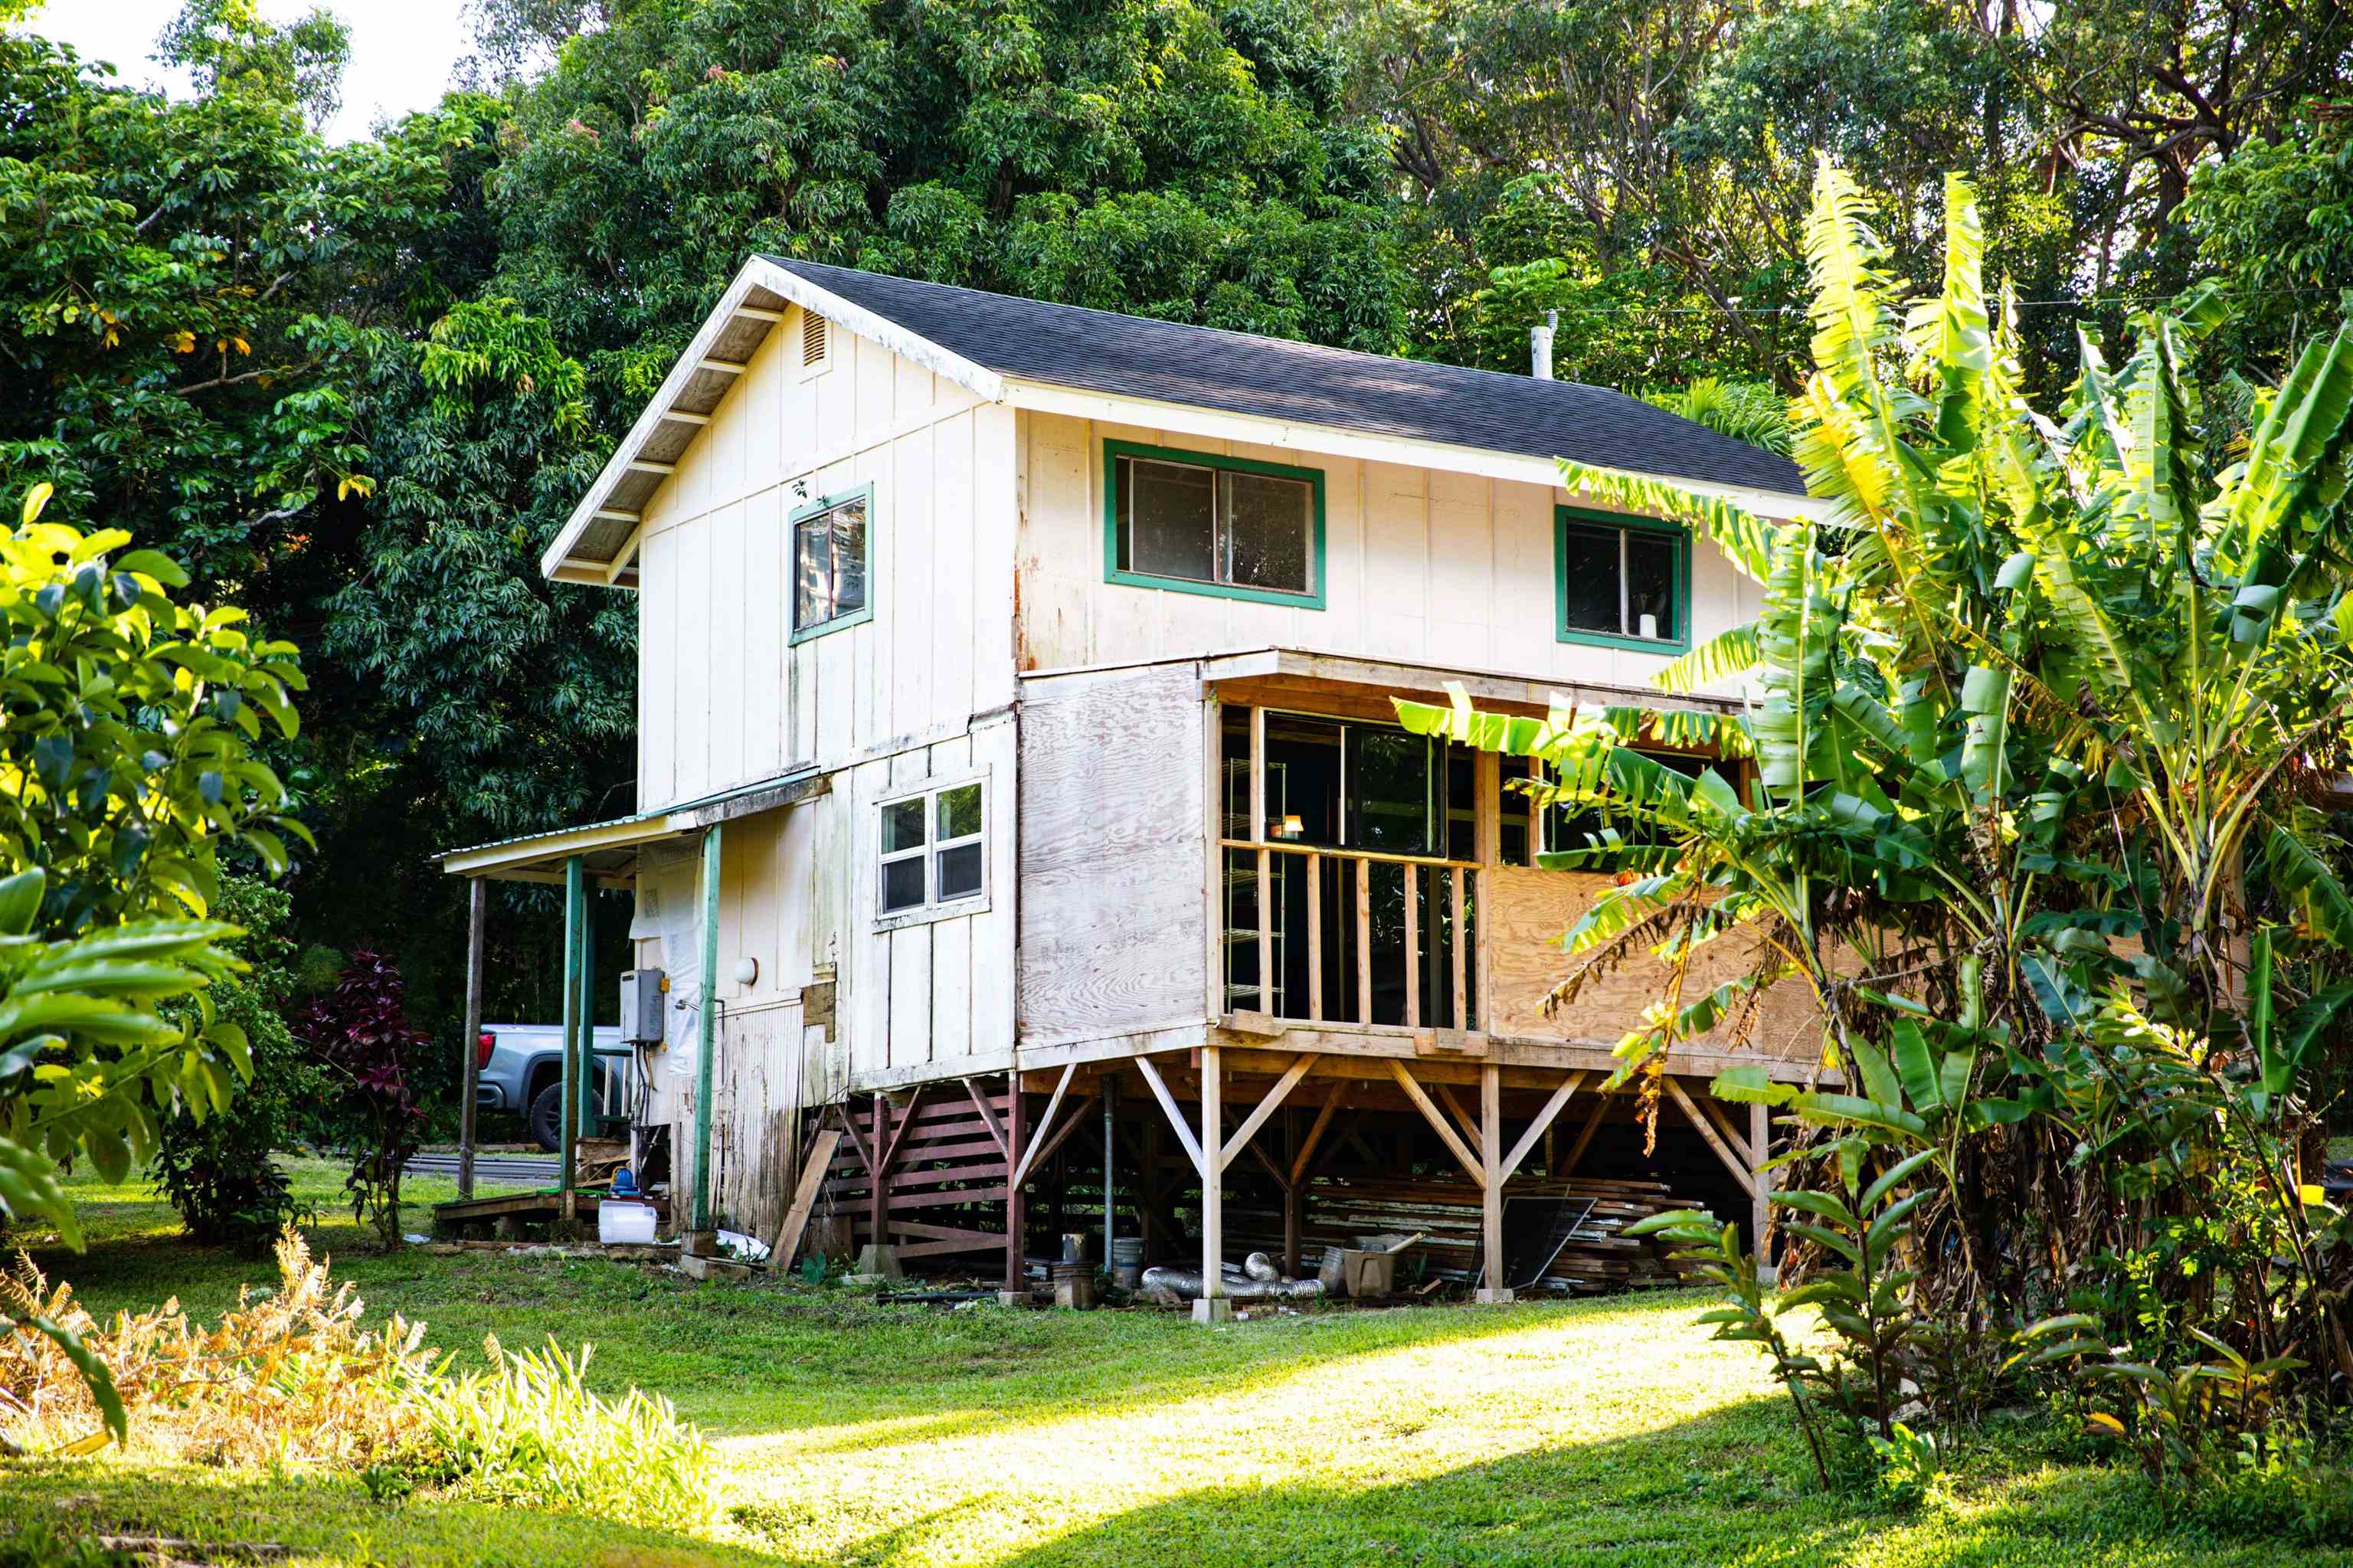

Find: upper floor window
792;484;872;644
879;779;987;921
1555;506;1689;653
1106;440;1325;607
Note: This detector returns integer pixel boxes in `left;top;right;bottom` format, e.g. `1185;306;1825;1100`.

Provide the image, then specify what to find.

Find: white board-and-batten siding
622;306;1021;1230
1012;408;1756;695
631;304;1016;810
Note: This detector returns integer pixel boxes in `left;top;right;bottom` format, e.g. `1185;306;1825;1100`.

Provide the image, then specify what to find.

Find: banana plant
1402;157;2353;1392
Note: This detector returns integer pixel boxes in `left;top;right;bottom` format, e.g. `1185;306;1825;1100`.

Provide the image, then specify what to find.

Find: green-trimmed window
790;483;872;643
1106;440;1325;607
1555;506;1689;653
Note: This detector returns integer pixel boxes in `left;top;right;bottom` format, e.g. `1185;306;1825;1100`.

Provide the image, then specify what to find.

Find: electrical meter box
619;968;667;1044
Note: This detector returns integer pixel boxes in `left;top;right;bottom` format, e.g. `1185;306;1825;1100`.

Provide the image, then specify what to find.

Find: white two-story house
439;257;1820;1311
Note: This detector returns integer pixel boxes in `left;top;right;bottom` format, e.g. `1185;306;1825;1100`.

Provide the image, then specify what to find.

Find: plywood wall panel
1016;663;1208;1046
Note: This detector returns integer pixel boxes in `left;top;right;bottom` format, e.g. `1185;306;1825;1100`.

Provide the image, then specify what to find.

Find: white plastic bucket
599;1200;658;1246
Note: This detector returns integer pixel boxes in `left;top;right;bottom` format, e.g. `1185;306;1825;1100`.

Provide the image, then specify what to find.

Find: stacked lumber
1223;1174;1700;1294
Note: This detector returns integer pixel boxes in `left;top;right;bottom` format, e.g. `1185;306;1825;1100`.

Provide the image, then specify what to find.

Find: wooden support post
1475;749;1500;1037
1251;707;1270;1015
457;879;486;1201
1751;1100;1777;1285
1478;1063;1510;1302
1354;859;1373;1023
868;1094;887;1248
558;855;584;1222
1306;853;1323;1023
1196;1045;1229;1321
1450;867;1467;1030
1402;866;1420;1027
1004;1077;1028;1296
1102;1076;1117;1272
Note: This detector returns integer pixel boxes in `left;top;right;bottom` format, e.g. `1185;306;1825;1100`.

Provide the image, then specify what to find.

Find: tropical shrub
398;1335;714;1528
1405;162;2353;1475
299;950;430;1248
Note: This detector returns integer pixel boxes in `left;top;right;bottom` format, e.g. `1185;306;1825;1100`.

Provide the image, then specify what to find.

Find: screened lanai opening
1216;702;1728;1038
1219;707;1485;1030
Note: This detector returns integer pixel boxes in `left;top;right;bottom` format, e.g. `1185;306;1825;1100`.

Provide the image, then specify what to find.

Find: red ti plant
301;951;430;1249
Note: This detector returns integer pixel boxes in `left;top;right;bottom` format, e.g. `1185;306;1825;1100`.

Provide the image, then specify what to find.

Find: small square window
877;777;987;923
792;488;870;641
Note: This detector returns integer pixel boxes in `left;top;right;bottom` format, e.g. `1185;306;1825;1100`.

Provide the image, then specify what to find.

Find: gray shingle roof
766;257;1808;498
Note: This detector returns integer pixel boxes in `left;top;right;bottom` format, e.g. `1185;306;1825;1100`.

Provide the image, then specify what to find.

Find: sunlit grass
4;1160;2346;1566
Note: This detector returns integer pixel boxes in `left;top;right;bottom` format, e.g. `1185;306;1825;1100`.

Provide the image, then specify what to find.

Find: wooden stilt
1003;1078;1029;1295
1662;1077;1758;1196
1478;1062;1510;1302
1751;1099;1777;1285
1196;1044;1229;1321
867;1093;887;1249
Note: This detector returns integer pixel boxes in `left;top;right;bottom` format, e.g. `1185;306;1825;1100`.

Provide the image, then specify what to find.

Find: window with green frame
790;483;873;644
1554;506;1690;653
1105;439;1326;607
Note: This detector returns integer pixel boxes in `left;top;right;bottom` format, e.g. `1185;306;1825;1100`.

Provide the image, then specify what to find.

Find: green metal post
559;855;584;1219
575;880;597;1138
692;823;722;1232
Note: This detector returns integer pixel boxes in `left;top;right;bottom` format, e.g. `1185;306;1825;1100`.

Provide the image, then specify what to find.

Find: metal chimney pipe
1530;309;1557;379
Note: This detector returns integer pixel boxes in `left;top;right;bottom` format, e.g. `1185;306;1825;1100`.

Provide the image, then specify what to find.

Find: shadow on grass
3;1458;781;1568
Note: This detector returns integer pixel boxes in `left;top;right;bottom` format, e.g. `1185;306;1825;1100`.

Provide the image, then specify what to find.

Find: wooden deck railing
1219;837;1481;1032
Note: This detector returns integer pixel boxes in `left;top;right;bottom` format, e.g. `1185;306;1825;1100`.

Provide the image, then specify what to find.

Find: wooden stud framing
1250;707;1271;1016
1402;867;1420;1028
1354;862;1373;1023
1450;868;1467;1030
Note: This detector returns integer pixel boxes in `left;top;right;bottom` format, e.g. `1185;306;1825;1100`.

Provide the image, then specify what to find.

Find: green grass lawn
4;1160;2345;1567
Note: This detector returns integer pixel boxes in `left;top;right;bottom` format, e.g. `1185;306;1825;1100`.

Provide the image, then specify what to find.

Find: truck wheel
529;1083;564;1152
